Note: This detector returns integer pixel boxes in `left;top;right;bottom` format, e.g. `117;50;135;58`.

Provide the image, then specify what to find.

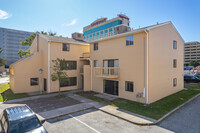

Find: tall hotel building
83;14;131;41
184;41;200;65
0;27;32;66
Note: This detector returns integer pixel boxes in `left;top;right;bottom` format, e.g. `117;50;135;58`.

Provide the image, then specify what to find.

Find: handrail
94;67;119;78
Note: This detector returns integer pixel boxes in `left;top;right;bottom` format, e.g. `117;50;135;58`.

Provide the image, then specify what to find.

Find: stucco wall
148;23;184;103
90;32;146;103
49;42;89;92
83;65;91;91
10;52;42;93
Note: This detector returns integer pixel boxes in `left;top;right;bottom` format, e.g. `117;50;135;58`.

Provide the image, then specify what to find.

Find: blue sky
0;0;200;42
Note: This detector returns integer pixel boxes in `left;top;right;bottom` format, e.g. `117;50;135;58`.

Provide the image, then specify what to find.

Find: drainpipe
145;29;149;104
47;42;51;93
88;59;93;91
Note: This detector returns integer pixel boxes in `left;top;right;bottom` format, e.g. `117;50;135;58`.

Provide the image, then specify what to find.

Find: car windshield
8;115;41;133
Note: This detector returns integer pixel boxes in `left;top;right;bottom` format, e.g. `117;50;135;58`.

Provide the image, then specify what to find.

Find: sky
0;0;200;42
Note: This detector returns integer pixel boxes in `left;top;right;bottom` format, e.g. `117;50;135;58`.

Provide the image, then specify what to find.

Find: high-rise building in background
0;27;32;66
184;41;200;65
83;14;131;41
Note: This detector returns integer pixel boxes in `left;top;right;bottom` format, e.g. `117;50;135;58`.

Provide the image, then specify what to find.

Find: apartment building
82;21;184;104
83;14;131;41
0;27;32;66
10;21;184;104
10;33;89;93
184;41;200;65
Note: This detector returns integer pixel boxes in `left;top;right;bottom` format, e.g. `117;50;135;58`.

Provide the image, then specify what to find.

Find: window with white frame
126;35;134;46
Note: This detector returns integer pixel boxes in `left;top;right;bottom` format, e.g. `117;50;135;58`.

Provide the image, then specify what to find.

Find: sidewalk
99;105;155;125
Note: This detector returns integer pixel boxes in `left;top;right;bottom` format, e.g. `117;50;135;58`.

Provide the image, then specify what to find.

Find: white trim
47;42;51;93
38;34;50;41
39;34;89;45
145;29;149;104
50;40;89;45
68;114;100;133
10;52;38;66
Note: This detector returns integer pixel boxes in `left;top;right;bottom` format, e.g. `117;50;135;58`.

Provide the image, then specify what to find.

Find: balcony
94;67;119;79
80;52;90;60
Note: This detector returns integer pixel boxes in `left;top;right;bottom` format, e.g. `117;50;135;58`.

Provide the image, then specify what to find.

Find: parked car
194;73;200;78
184;75;200;83
0;105;47;133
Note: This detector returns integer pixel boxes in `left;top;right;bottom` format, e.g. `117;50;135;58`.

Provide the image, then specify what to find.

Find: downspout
47;42;51;93
145;29;149;104
88;58;93;91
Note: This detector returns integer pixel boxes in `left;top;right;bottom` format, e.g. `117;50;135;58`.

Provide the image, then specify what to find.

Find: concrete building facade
0;27;32;66
184;41;200;65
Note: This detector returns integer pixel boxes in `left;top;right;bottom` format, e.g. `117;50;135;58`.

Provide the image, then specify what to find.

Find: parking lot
44;109;173;133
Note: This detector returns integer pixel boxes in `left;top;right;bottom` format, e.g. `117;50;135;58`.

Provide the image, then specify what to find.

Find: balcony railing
80;52;90;58
94;67;119;78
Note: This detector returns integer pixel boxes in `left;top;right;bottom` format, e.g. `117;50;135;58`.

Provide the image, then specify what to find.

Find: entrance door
104;80;118;96
44;78;47;91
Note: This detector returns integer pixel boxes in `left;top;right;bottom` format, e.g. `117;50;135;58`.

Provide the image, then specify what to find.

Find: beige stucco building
10;33;90;93
10;21;184;104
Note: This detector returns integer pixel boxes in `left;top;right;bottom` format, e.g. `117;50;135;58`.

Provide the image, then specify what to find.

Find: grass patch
77;83;200;120
0;84;29;102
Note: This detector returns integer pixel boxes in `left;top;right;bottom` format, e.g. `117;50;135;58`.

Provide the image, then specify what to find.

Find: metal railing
94;67;119;78
82;52;90;58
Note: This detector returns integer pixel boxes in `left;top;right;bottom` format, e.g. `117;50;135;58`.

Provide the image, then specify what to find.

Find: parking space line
68;114;100;133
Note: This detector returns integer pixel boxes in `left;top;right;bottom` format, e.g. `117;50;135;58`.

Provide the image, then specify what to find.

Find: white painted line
68;114;100;133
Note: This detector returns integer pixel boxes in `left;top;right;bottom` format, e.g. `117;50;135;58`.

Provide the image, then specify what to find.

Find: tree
18;31;57;58
189;60;199;67
51;58;68;96
18;49;30;58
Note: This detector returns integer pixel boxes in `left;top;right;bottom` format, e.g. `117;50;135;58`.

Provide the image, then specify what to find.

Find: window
60;77;77;87
94;60;98;67
60;61;77;70
126;35;134;46
125;81;134;92
94;43;98;51
173;78;177;87
30;78;39;86
173;40;177;49
173;59;177;68
63;43;70;51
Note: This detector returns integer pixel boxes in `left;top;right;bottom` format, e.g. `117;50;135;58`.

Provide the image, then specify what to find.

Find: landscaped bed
77;83;200;120
0;84;29;101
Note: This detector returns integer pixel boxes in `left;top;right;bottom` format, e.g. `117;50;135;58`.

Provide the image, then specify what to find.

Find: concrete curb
3;90;81;104
99;93;200;126
154;93;200;125
44;107;96;121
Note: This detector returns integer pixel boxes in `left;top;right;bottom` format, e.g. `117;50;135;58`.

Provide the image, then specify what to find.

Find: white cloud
0;10;11;19
62;19;77;26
